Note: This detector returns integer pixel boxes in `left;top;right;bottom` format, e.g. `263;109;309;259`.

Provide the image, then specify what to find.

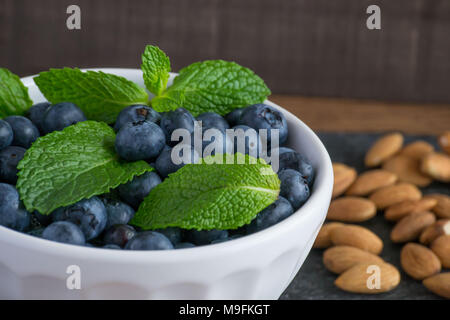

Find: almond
400;243;441;280
400;140;434;160
345;169;397;196
313;222;345;249
421;152;450;183
369;183;422;210
384;198;438;222
382;155;432;187
391;211;436;243
323;246;385;274
330;225;383;254
365;133;403;168
332;163;357;198
335;262;400;294
431;235;450;268
439;131;450;155
424;194;450;219
327;197;376;222
423;272;450;299
420;219;450;245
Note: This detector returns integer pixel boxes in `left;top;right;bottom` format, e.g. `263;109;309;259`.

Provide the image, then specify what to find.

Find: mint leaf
0;68;33;117
34;68;149;124
141;45;171;96
131;153;280;230
151;60;271;116
17;121;152;215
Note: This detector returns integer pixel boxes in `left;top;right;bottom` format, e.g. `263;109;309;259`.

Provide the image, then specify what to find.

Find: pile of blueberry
0;102;314;250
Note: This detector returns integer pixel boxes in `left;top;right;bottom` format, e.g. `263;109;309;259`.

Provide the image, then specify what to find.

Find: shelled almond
382;155;432;187
400;243;441;280
323;246;384;274
423;273;450;299
400;140;434;160
424;194;450;219
384;198;437;222
327;197;376;222
421;152;450;183
430;235;450;268
345;169;397;196
330;225;383;255
391;211;436;243
369;183;422;210
332;163;357;198
438;131;450;155
313;222;345;249
335;262;400;294
365;133;403;168
419;219;450;245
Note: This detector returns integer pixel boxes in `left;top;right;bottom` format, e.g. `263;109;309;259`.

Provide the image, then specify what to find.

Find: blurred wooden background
1;0;450;104
0;0;449;135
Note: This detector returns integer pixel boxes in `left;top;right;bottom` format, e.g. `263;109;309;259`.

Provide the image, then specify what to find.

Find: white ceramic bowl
0;69;333;299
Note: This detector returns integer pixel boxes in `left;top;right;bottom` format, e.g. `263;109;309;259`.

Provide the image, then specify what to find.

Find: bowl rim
0;68;333;263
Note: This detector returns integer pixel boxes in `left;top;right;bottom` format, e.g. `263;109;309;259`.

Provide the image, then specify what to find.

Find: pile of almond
314;131;450;298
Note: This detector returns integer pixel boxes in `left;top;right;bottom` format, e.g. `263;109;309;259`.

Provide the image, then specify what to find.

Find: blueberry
196;112;230;133
114;105;161;131
0;207;30;232
154;227;182;244
278;169;310;210
175;242;196;249
103;244;122;250
154;145;199;178
247;197;294;233
51;197;107;240
4;116;39;148
230;125;261;156
239;104;288;144
160;108;195;146
103;224;137;247
0;120;13;150
225;108;245;127
42;102;86;133
278;150;314;186
115;120;166;161
42;221;85;245
0;146;26;184
124;231;174;250
101;198;135;229
184;229;228;245
0;183;20;209
26;102;51;133
117;172;161;209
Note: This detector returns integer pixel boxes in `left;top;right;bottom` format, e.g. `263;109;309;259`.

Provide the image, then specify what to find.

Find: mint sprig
17;121;153;215
141;45;171;96
151;60;271;116
34;68;149;124
131;153;280;230
0;68;33;117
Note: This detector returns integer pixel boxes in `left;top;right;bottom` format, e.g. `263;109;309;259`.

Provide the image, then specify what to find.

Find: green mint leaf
141;45;171;96
0;68;33;117
131;153;280;230
17;121;152;215
151;60;271;116
33;68;149;124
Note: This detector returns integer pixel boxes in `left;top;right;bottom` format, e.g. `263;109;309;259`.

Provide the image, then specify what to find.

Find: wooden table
271;95;450;135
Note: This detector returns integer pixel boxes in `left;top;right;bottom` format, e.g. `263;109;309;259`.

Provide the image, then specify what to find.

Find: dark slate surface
280;132;449;300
